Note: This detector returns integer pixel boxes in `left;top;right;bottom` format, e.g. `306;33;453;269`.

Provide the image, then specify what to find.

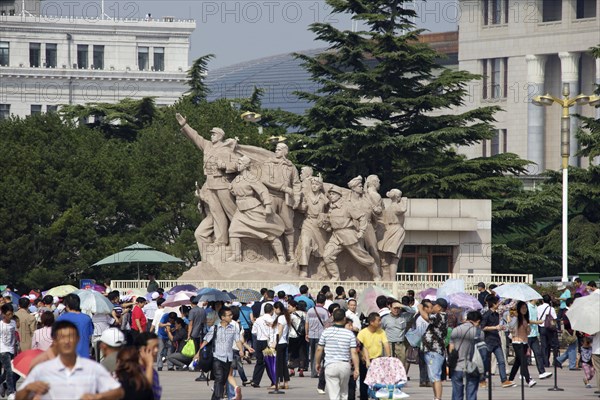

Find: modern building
0;0;195;118
457;0;600;174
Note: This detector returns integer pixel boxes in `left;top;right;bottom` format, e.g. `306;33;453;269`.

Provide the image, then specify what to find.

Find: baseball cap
98;328;125;348
151;292;159;300
434;298;448;309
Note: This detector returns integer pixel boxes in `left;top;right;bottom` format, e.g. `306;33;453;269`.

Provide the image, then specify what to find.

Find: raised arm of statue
176;113;207;152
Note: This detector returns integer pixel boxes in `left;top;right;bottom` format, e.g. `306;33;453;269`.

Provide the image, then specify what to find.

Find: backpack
466;328;488;377
541;305;557;331
406;316;428;348
198;326;217;373
292;312;306;337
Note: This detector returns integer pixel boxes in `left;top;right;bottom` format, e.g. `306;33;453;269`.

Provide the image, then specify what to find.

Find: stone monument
176;115;406;281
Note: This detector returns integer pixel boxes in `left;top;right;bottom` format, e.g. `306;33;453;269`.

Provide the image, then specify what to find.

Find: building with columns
458;0;600;175
0;0;195;118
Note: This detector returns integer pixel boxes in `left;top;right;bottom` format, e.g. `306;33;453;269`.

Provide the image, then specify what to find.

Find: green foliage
280;0;529;198
185;54;215;103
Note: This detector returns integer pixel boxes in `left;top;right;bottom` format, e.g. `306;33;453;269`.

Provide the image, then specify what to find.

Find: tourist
187;295;207;348
150;298;166;333
249;303;275;387
0;304;17;400
147;274;159;293
287;299;307;378
376;295;390;317
166;318;191;370
134;332;162;400
296;285;315;310
416;299;433;388
449;311;482;400
419;298;449;400
593;331;600;393
345;299;361;333
556;283;571;329
587;281;599;294
581;336;595;388
132;296;148;337
272;301;291;389
115;346;154;400
554;298;578;370
507;301;536;387
31;311;54;351
16;320;124;400
526;299;552;380
382;298;415;370
144;292;160;328
357;312;390;400
108;291;123;327
15;297;36;351
156;312;177;371
98;327;126;373
481;296;514;388
314;308;360;400
56;293;94;358
537;294;558;368
307;293;329;379
476;282;490;307
573;277;588;297
194;306;244;400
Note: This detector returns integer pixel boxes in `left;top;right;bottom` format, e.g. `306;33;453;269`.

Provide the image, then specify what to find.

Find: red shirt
132;305;147;332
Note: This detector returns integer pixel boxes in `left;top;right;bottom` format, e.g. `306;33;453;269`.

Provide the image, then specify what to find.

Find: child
581;336;595;388
0;303;17;399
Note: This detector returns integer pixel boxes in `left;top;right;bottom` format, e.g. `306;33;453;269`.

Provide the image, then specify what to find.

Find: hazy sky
40;0;459;69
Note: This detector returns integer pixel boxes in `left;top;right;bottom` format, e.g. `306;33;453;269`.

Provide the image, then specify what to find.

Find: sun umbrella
11;349;44;378
124;288;146;298
74;289;114;315
231;289;261;303
273;283;300;296
418;288;437;301
197;287;221;295
198;290;234;303
163;291;196;307
447;292;482;310
566;292;600;335
437;279;465;300
263;347;277;386
168;284;198;295
92;242;185;280
493;283;542;302
46;285;78;297
357;285;394;316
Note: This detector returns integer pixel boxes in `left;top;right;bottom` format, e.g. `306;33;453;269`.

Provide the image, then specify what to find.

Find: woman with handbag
554;298;579;370
507;301;536;388
287;299;308;377
272;301;291;389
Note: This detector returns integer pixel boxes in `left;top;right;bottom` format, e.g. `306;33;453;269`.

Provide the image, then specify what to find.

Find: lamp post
533;83;600;283
241;111;263;134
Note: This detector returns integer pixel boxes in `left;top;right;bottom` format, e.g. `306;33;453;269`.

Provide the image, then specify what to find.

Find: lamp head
575;94;591;106
241;111;262;123
532;94;554;106
588;95;600;107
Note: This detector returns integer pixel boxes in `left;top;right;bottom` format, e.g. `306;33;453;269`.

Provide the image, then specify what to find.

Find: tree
186;54;215;103
280;0;529;199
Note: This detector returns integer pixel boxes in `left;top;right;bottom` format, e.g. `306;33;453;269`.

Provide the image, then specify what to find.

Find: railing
112;273;532;298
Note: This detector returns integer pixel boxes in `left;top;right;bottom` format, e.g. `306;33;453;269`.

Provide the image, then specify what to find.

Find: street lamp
533;83;600;283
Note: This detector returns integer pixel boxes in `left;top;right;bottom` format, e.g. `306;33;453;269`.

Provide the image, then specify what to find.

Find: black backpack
292;312;306;337
198;326;217;373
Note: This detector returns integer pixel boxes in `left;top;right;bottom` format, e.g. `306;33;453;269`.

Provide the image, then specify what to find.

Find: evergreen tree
186;54;214;103
282;0;529;198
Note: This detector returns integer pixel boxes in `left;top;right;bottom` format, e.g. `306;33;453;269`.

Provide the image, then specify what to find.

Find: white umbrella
273;283;300;296
493;284;542;302
437;279;465;300
74;289;114;315
566;293;600;335
163;291;196;307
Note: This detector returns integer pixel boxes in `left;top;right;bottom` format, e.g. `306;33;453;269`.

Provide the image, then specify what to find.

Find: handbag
561;329;577;345
541;305;557;332
406;346;419;364
181;339;196;358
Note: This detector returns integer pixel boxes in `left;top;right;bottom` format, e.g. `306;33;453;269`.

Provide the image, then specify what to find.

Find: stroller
364;357;410;399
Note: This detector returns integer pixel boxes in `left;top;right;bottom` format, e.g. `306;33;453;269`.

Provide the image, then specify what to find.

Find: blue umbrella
2;291;19;306
168;284;198;295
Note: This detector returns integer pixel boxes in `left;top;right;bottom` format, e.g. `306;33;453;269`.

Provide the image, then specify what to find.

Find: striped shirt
307;305;329;339
318;326;356;367
21;356;121;400
204;322;239;363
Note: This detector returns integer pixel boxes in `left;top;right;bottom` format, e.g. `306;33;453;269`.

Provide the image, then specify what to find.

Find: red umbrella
12;349;44;378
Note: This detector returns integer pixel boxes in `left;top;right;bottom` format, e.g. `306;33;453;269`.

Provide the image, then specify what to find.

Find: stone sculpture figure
260;142;301;261
193;182;215;255
378;189;408;281
176;113;238;245
227;156;286;264
296;175;329;278
365;175;385;240
347;176;382;268
322;187;382;281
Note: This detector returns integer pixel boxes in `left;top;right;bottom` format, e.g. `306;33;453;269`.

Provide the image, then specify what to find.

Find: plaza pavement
160;365;599;400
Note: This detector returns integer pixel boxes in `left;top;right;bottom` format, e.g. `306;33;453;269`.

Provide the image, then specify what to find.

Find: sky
37;0;459;70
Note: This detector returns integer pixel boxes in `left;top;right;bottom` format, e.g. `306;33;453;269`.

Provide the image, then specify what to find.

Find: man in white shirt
537;294;558;368
345;299;361;332
143;292;160;328
377;295;390;317
16;320;123;400
250;303;275;387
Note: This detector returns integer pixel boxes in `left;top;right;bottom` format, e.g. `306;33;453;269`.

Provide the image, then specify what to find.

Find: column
559;52;581;167
526;54;547;174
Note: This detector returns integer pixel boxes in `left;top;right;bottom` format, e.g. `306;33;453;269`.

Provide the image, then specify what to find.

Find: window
29;43;41;67
491;131;500;156
576;0;596;18
482;58;507;99
77;45;88;69
0;42;8;66
483;0;509;25
483;129;507;157
31;105;42;115
542;0;561;22
45;43;57;68
502;129;508;153
0;104;10;120
482;139;487;157
93;45;104;70
399;246;454;274
153;47;164;71
47;105;58;113
138;46;149;71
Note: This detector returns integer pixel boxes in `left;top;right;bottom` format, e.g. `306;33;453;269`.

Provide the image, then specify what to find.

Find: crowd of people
0;278;598;400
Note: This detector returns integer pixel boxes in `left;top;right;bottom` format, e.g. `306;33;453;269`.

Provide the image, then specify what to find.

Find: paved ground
160;365;600;400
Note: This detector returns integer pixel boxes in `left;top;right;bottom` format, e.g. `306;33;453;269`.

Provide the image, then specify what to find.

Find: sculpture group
176;114;407;281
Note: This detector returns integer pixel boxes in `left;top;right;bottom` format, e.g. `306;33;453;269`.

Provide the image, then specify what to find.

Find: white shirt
537;303;557;320
346;310;361;331
252;313;274;341
152;309;165;331
22;356;121;400
259;301;274;316
379;307;390;318
143;301;158;320
592;331;600;355
0;319;17;353
273;315;289;344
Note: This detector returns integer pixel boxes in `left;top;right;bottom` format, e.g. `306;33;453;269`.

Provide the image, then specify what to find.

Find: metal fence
112;273;532;298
